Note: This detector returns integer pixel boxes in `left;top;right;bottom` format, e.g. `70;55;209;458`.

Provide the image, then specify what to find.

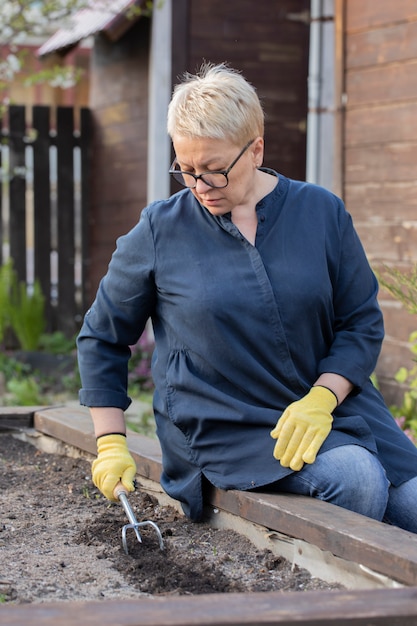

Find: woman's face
172;135;264;216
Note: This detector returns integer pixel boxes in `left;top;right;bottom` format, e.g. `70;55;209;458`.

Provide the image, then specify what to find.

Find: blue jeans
272;444;417;534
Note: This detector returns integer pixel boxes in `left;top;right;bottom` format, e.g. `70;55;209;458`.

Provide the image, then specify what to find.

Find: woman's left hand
270;386;337;471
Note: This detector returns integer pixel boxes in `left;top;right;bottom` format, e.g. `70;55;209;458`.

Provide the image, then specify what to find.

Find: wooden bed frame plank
2;587;417;626
211;489;417;586
0;406;48;429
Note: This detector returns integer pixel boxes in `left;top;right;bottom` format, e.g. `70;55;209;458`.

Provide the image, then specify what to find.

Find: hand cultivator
114;483;164;554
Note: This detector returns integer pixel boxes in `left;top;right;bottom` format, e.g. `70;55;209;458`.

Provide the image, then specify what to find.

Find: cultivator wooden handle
113;482;164;554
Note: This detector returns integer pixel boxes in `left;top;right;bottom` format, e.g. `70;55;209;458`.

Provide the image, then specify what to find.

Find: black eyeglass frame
169;139;255;189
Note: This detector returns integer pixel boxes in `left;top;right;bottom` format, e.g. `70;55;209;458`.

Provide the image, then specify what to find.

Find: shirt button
259;215;265;223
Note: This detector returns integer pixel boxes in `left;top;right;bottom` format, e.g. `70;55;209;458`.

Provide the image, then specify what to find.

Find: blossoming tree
0;0;153;102
0;1;90;98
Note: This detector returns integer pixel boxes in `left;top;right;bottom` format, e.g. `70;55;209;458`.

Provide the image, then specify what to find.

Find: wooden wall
172;0;310;182
341;0;417;403
87;18;150;298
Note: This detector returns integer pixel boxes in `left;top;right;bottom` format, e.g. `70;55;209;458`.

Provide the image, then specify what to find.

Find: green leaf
395;367;409;384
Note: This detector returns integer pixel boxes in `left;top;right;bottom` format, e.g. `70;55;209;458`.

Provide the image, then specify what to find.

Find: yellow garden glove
92;434;137;501
270;386;337;471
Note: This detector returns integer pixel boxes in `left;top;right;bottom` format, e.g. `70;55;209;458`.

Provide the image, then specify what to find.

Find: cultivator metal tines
114;484;164;554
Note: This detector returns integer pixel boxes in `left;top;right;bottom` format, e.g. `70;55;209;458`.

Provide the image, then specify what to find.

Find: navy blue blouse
77;172;417;520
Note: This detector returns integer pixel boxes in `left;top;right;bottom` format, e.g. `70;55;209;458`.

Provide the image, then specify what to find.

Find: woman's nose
195;177;212;192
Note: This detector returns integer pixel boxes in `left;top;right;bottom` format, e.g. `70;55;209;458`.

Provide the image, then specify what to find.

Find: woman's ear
252;136;264;168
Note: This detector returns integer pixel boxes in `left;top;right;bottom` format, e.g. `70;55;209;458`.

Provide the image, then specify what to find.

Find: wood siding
172;0;310;181
342;0;417;403
87;18;150;299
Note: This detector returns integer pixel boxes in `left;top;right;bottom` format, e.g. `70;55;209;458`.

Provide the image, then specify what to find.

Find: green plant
376;264;417;441
38;331;76;355
0;352;30;379
0;352;49;406
0;259;15;344
0;347;80;407
376;265;417;316
389;331;417;436
126;400;156;439
10;278;45;351
82;485;90;498
6;376;43;406
0;259;46;351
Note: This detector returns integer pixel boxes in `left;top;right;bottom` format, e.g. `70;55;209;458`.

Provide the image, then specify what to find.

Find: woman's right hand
92;434;137;500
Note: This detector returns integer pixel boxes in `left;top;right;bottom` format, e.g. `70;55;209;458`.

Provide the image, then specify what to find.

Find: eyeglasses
169;139;255;189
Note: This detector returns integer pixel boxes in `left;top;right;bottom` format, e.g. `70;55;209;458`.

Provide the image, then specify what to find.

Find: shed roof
38;0;145;57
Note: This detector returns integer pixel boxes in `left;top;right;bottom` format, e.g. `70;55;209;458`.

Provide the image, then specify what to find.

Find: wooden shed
39;0;417;403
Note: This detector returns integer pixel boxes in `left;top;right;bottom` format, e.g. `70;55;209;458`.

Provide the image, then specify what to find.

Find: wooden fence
0;104;92;338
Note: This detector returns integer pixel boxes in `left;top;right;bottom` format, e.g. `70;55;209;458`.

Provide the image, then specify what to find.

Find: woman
77;63;417;532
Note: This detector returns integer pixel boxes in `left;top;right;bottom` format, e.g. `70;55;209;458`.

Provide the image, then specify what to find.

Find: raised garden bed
1;406;417;625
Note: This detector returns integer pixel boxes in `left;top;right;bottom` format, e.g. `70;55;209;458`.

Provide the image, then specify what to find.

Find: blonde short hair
167;62;264;145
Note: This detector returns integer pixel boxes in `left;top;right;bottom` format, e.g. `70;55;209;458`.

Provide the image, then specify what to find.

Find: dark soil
0;432;343;604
